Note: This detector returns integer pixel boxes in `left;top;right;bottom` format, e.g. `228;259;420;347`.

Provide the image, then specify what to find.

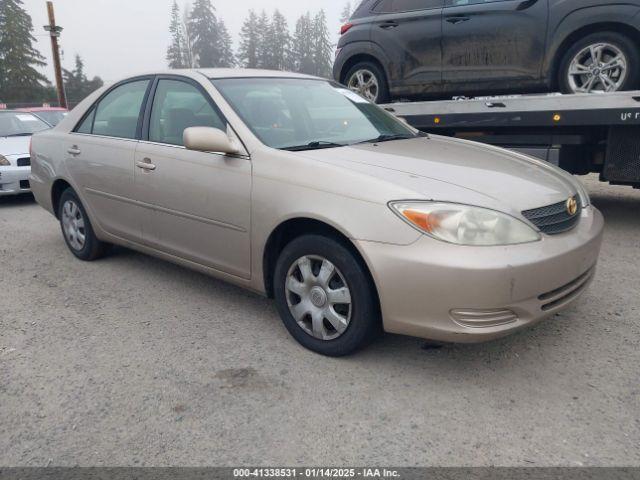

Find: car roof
1;110;34;114
150;68;323;81
17;107;68;112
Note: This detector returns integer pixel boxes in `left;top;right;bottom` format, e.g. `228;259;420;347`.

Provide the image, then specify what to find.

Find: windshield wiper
4;133;33;137
281;141;346;152
357;133;418;145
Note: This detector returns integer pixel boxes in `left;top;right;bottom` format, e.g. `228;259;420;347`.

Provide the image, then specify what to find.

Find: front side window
149;79;226;146
212;78;418;150
373;0;442;13
0;112;50;137
90;80;150;139
76;109;95;134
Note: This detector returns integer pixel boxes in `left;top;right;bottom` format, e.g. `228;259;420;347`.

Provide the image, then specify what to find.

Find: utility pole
44;1;67;109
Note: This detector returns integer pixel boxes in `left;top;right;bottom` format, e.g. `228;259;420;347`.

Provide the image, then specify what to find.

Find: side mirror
183;127;240;155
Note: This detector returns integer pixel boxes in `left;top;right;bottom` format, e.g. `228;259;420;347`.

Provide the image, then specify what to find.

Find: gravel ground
0;175;638;467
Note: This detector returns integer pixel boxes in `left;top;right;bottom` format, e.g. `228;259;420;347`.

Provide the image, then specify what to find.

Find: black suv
334;0;640;102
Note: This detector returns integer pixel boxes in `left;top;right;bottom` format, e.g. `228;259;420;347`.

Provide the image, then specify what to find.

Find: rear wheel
59;188;109;261
273;234;380;356
345;61;390;104
559;32;640;94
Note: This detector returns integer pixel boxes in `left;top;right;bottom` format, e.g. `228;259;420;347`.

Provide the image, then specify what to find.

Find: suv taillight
340;23;354;35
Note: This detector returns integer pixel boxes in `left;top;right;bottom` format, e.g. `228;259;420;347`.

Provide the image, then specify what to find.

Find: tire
273;234;380;356
558;31;640;94
58;188;109;261
344;61;390;104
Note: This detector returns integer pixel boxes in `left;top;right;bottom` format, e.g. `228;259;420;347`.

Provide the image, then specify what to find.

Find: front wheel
558;32;640;94
273;235;380;356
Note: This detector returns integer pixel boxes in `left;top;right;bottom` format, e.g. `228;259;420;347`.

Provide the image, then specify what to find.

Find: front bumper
356;206;604;343
0;166;31;196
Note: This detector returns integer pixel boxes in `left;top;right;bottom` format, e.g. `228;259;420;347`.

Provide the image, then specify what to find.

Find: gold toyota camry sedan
30;69;604;356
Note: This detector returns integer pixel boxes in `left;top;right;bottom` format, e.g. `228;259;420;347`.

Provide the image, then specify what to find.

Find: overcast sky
22;0;344;84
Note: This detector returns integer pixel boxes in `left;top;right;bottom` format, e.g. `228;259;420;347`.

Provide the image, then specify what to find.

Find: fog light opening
450;308;519;328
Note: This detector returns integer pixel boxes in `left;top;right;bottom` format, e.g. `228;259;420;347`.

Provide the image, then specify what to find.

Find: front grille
17;157;30;167
522;196;581;235
539;267;595;311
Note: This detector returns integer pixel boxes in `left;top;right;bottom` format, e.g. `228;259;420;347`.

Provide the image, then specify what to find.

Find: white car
0;111;50;196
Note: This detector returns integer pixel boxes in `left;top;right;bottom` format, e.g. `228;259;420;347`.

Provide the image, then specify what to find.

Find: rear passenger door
67;77;152;242
441;0;549;90
370;0;444;89
134;77;252;279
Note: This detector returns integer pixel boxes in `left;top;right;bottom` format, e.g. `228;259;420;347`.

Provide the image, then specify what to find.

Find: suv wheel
559;32;640;94
59;188;109;261
273;235;380;356
345;61;390;103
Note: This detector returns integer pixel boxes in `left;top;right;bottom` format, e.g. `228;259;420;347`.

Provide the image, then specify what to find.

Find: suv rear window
373;0;441;13
351;0;376;18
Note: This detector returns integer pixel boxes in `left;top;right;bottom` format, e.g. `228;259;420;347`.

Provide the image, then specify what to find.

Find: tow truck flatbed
384;91;640;188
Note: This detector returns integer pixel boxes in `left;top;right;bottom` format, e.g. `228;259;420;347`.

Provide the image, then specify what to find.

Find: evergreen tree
167;0;187;69
292;13;315;75
62;54;104;103
270;10;292;71
312;10;333;78
0;0;49;103
340;2;352;23
256;10;273;69
237;10;259;68
217;18;235;68
187;0;220;68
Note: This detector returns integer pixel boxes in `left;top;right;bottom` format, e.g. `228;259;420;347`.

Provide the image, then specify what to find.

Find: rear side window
149;79;226;146
89;80;150;139
352;0;376;17
373;0;441;12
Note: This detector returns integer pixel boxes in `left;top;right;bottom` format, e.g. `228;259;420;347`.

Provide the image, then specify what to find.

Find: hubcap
61;200;86;251
568;43;628;93
310;287;327;308
285;255;352;341
347;69;379;102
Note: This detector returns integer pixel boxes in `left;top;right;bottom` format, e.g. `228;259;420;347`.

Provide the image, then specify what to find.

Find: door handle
517;0;539;10
379;21;399;29
67;146;81;156
445;16;470;24
136;158;156;171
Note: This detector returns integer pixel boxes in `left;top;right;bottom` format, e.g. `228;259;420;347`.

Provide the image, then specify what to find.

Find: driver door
134;77;252;279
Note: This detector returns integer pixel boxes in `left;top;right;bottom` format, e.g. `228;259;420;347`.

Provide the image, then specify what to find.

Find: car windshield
34;110;68;126
211;77;419;150
0;111;50;137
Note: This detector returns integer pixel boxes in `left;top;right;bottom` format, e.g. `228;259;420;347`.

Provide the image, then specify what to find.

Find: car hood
298;135;577;214
0;136;31;157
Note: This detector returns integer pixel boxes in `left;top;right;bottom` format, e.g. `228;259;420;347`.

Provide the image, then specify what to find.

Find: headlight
390;202;541;246
0;155;10;166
